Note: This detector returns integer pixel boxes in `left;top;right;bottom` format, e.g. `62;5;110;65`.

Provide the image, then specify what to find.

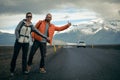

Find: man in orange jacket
27;13;71;73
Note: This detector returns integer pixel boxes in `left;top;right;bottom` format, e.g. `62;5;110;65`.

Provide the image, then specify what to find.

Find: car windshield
79;42;84;43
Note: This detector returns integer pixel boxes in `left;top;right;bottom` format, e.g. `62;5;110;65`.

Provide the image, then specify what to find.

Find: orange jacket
32;20;70;45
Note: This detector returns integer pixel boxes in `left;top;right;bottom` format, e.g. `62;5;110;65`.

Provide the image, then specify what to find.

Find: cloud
0;0;67;14
0;0;120;19
0;0;120;32
63;0;120;19
0;8;98;34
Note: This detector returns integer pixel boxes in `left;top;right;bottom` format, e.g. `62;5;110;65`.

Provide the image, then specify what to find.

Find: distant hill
0;20;120;45
0;32;15;46
54;22;120;45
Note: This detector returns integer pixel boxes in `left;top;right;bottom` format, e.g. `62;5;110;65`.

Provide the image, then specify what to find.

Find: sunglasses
26;16;32;18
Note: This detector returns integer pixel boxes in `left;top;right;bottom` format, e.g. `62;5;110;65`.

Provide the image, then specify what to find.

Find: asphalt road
9;47;120;80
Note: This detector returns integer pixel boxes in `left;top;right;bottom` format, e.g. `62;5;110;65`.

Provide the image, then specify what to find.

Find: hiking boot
27;65;31;72
40;68;46;73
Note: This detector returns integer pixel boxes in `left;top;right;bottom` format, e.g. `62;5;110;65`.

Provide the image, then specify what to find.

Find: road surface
8;47;120;80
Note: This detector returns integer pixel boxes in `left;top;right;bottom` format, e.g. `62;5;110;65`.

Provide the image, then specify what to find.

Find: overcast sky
0;0;120;33
0;0;120;17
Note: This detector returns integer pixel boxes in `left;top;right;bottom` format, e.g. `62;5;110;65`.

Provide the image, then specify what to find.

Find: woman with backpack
10;12;49;76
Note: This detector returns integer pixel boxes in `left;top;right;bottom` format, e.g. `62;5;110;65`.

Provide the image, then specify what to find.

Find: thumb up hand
67;21;71;26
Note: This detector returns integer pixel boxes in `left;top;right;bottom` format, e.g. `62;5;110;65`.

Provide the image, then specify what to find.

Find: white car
77;41;86;48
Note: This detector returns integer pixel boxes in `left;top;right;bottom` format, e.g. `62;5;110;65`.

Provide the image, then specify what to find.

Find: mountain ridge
0;20;120;45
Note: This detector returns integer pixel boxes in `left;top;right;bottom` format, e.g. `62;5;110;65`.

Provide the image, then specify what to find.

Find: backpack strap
18;20;25;34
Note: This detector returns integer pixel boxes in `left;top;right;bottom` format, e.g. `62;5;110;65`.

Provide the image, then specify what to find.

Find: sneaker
27;65;31;72
10;72;14;77
40;68;46;73
23;71;29;75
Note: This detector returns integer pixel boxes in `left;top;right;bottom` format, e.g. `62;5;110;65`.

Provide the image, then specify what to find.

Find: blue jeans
27;40;46;68
10;40;29;72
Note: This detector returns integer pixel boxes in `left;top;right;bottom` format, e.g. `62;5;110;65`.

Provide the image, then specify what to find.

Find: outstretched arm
54;21;71;31
31;25;48;40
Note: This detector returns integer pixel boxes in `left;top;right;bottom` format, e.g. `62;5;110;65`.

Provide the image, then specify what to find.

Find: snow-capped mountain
54;20;120;45
0;20;120;45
